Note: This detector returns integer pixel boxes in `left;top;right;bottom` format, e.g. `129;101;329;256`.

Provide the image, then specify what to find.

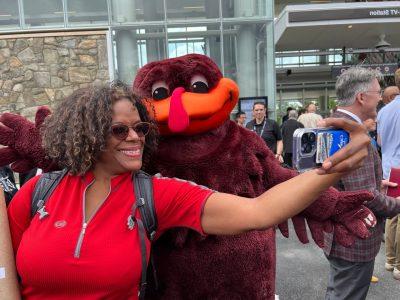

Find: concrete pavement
276;225;400;300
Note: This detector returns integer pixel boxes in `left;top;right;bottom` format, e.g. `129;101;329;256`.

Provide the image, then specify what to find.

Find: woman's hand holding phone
315;118;370;175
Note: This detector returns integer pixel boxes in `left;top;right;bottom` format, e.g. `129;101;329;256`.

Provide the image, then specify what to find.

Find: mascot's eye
151;81;170;100
190;74;209;94
153;87;169;100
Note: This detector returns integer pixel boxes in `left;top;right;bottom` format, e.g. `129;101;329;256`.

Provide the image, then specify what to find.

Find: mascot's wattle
0;54;375;299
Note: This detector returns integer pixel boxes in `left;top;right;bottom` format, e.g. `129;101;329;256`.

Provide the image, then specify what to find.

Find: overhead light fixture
347;25;352;29
184;6;204;10
54;11;76;14
375;34;391;51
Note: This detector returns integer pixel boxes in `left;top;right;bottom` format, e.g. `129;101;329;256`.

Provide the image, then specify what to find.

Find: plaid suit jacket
323;110;400;262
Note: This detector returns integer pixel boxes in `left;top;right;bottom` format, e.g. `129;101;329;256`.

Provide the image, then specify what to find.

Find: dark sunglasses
110;122;151;140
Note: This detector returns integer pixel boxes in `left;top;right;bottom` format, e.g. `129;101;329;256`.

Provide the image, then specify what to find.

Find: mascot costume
0;54;375;299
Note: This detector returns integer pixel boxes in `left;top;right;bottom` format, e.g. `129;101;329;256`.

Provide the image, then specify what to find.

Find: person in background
298;107;306;117
246;102;284;163
377;85;399;112
297;103;323;128
234;111;246;127
363;118;378;149
281;110;304;168
377;70;400;281
324;67;400;299
329;106;338;116
281;107;293;125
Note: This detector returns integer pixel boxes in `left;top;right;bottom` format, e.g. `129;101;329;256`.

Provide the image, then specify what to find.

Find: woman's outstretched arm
201;118;371;235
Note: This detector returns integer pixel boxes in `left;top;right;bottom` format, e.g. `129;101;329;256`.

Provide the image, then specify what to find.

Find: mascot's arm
0;107;58;173
260;147;375;248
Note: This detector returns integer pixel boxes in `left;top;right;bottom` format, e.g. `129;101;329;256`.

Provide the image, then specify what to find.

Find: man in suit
324;67;400;300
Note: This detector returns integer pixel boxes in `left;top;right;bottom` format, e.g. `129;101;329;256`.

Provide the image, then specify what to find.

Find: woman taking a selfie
6;82;370;299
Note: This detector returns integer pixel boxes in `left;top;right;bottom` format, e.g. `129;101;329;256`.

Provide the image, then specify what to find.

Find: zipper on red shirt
74;180;111;258
74;222;87;258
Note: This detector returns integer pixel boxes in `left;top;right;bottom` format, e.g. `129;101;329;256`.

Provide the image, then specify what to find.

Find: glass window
0;0;19;29
167;26;208;58
110;0;165;23
23;0;64;28
221;0;267;18
326;48;342;66
282;56;300;67
67;0;108;26
166;0;219;20
302;55;318;66
112;25;166;83
281;100;304;111
223;22;271;98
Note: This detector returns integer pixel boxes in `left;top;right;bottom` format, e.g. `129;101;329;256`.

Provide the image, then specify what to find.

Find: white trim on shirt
336;108;362;124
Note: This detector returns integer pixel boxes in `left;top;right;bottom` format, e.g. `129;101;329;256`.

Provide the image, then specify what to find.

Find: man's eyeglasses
110;122;151;140
364;90;383;96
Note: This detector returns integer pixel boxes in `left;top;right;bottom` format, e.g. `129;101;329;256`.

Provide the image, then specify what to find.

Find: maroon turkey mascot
0;54;374;299
132;54;373;299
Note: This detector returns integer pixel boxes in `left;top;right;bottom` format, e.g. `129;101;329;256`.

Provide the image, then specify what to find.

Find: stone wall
0;31;109;118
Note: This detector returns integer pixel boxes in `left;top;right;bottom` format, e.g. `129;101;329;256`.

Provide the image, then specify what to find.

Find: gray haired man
324;67;400;300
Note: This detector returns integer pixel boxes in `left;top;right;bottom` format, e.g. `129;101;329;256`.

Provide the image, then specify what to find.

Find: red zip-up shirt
8;171;213;299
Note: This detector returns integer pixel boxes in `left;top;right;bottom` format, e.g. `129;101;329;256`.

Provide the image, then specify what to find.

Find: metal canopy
275;2;400;51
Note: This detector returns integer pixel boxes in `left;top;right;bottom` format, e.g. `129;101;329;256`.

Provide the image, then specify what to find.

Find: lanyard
253;119;267;137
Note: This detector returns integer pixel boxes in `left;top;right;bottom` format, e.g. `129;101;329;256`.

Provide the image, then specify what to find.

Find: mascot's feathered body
149;122;278;298
0;54;374;299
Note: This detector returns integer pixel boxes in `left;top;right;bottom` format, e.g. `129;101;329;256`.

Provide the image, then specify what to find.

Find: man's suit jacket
324;110;400;262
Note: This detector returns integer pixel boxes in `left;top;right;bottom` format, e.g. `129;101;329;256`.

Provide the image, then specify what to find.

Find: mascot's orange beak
146;78;239;135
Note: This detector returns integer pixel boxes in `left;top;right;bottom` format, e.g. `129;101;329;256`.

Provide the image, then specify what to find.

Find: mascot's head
133;54;239;135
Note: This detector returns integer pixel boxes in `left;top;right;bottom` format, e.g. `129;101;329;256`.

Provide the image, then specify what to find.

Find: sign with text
289;7;400;23
331;64;399;78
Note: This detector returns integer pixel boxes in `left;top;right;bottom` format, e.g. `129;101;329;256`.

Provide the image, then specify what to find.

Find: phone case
387;167;400;198
292;128;317;172
292;128;349;172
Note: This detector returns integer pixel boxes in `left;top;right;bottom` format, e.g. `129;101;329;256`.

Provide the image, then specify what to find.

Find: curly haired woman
6;82;371;299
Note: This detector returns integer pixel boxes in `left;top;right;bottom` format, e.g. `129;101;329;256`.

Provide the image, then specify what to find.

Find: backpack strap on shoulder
31;169;69;219
131;170;158;300
133;170;157;240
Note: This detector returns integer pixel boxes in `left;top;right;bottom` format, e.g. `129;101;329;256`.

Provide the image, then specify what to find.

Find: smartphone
292;128;350;172
387;167;400;198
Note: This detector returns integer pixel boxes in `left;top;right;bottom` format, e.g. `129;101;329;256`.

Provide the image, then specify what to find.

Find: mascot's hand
278;216;332;248
330;204;376;247
0;106;54;173
279;190;376;248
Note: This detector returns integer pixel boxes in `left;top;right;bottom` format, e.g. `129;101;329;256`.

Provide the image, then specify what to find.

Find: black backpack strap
31;169;69;219
133;170;158;240
132;170;158;300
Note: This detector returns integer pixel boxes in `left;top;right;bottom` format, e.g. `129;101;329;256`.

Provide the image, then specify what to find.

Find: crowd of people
0;60;399;299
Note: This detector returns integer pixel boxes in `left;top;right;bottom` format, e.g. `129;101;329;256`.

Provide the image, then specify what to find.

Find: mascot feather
0;54;375;299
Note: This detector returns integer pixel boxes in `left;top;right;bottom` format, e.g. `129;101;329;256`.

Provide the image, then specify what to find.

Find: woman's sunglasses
110;122;151;140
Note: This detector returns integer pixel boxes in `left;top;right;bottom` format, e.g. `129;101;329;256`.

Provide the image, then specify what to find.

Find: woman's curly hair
42;81;159;175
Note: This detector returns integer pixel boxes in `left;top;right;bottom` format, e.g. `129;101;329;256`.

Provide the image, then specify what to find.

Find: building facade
0;0;276;118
